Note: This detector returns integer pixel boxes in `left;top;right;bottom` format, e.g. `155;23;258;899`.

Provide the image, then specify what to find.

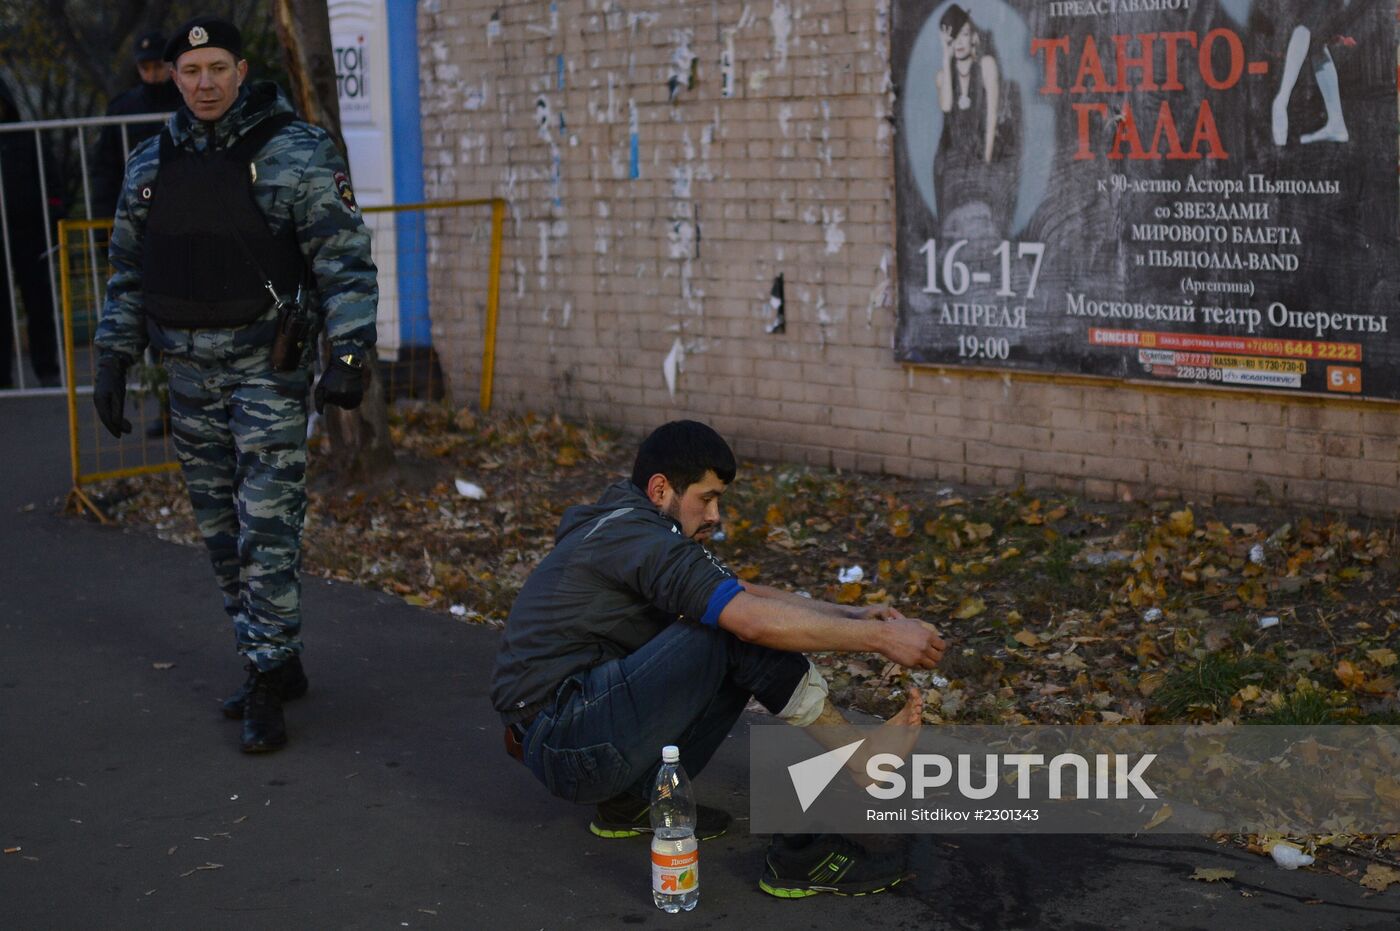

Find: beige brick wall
417;0;1400;514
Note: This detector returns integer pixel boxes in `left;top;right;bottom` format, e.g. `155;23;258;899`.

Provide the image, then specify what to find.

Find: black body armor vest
142;113;305;328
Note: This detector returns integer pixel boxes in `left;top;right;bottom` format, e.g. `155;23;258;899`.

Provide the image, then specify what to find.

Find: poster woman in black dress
933;4;1017;236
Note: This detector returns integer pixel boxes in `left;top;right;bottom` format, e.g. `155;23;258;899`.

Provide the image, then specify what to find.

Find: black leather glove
314;350;366;414
92;353;132;438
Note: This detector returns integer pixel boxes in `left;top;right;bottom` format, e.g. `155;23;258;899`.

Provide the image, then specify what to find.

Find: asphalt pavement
2;394;1397;930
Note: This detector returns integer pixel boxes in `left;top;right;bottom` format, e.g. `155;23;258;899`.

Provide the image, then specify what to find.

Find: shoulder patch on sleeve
333;170;358;212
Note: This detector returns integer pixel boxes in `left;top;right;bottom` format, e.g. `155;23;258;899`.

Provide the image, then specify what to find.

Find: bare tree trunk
270;0;346;152
271;0;394;480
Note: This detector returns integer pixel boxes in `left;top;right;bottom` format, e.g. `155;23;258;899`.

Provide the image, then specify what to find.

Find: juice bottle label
651;848;699;894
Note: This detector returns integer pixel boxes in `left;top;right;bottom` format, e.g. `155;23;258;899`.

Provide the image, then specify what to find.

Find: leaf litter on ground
85;404;1400;889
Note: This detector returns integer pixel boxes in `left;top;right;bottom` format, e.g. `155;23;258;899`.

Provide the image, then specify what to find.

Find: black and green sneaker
759;834;909;898
588;794;732;840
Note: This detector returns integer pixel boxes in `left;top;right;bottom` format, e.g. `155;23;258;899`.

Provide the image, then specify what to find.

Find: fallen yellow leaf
1367;648;1398;669
1375;776;1400;807
963;522;993;541
1012;629;1040;648
1167;509;1195;536
835;582;864;605
1143;804;1173;830
1360;675;1397;696
1335;659;1365;690
1135;633;1166;667
954;596;986;620
1230;684;1262;710
1190;867;1235;883
1137;671;1167;698
1359;864;1400;893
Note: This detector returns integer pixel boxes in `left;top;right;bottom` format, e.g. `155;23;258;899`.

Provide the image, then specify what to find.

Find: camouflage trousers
166;351;311;671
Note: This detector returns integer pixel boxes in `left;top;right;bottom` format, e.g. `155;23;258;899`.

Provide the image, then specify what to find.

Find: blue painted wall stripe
387;0;431;348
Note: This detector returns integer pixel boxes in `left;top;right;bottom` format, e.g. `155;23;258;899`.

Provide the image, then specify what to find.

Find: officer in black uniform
92;31;182;220
93;32;183;433
0;79;62;388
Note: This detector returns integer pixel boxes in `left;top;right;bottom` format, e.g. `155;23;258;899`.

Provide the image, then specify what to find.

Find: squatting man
492;420;947;898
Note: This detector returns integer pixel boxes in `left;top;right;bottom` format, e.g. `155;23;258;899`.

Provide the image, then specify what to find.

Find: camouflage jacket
95;82;377;365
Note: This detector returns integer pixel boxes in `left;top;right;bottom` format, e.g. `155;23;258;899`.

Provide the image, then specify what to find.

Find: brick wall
416;0;1400;514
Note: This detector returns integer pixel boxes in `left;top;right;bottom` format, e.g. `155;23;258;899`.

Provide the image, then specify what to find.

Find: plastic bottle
650;745;699;913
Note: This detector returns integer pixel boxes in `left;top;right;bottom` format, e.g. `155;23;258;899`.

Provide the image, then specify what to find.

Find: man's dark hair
631;420;736;493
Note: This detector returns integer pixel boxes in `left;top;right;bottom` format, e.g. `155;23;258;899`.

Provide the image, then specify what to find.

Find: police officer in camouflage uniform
92;16;377;753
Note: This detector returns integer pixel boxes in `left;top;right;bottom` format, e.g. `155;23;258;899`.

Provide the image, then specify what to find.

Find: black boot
222;656;308;719
240;664;289;753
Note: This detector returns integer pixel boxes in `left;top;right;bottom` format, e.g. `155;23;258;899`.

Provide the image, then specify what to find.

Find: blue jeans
521;621;809;805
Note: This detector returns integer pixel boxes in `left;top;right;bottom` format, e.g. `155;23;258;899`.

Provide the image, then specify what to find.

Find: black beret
133;31;166;63
164;16;243;64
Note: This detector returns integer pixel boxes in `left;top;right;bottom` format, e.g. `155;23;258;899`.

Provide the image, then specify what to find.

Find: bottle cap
661;745;680;763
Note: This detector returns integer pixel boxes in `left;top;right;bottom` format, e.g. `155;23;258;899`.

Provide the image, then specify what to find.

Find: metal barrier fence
59;198;505;521
361;198;507;410
2;111;174;394
57;216;177;520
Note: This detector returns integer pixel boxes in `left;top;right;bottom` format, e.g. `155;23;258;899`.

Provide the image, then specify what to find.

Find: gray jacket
491;480;737;725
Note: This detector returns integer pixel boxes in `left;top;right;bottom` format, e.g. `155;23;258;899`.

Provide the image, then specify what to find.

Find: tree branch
40;0;110;92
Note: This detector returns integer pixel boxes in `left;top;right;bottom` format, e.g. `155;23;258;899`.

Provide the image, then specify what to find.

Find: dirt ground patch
90;403;1400;727
87;404;1400;882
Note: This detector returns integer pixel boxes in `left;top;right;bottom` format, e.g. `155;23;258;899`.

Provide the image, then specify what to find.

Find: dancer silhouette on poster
1269;3;1365;146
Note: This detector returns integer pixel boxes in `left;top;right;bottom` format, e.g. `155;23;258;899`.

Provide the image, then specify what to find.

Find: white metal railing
1;112;170;394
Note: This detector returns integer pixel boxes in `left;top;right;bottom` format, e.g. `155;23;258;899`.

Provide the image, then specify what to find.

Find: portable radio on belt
269;282;310;372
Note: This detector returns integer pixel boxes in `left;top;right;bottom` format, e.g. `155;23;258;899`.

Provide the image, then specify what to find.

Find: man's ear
236;59;249;83
645;473;671;508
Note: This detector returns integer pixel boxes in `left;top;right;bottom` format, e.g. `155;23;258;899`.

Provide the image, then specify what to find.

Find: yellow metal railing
59;198;506;521
58;217;177;522
360;197;507;413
